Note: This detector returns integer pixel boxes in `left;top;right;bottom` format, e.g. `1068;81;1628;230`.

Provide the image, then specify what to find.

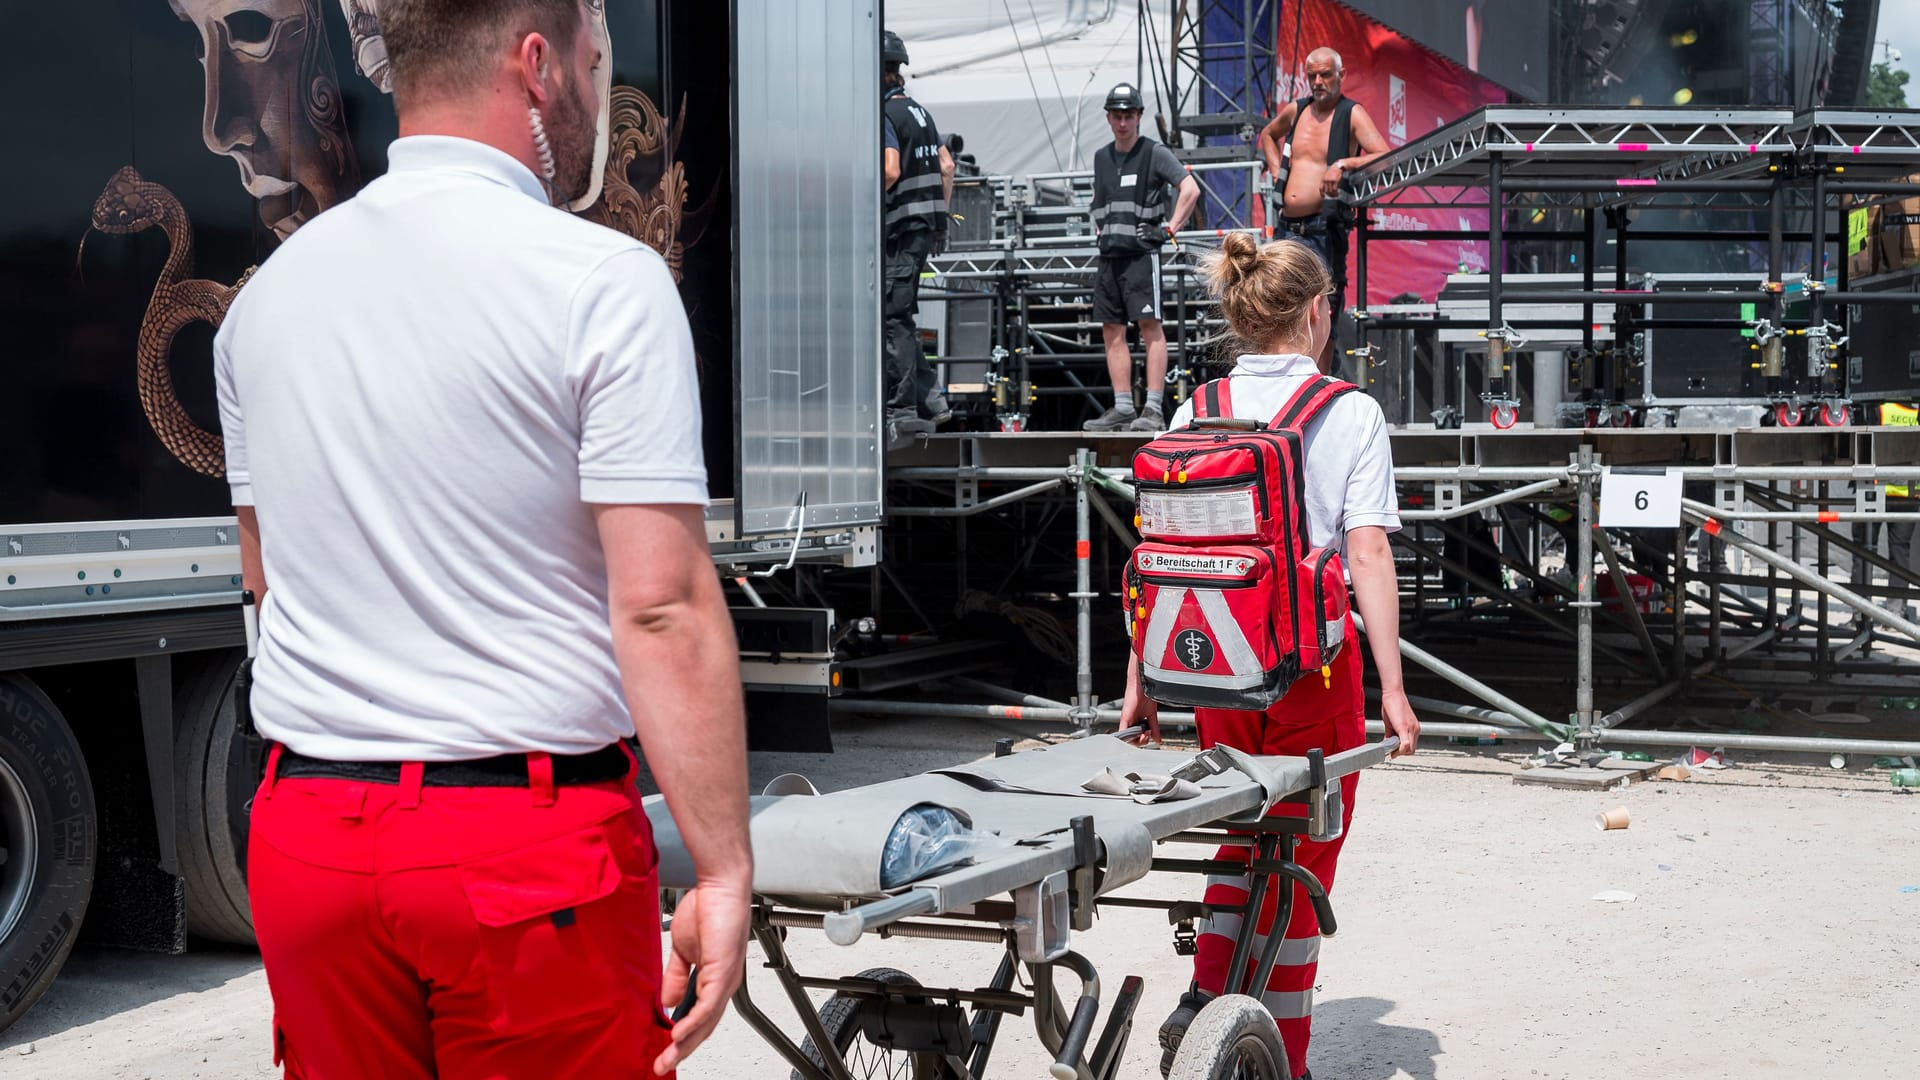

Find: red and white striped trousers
1189;617;1364;1080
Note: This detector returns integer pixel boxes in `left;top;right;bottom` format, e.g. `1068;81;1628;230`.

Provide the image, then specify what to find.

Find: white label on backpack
1136;551;1254;578
1138;488;1259;538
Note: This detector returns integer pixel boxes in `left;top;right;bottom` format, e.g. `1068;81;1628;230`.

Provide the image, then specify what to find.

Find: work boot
1129;406;1166;433
925;391;953;426
1157;986;1213;1077
1083;404;1139;432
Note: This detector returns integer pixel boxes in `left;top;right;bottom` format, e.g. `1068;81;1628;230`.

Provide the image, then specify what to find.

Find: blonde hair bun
1218;231;1260;285
1200;233;1333;352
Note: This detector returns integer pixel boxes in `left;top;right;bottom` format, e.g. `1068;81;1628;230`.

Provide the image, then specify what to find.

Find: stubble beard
549;78;597;205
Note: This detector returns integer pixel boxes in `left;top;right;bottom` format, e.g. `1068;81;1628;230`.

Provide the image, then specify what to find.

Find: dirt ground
4;713;1916;1079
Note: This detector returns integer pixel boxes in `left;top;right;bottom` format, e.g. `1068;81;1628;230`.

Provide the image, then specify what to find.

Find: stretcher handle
1049;997;1099;1080
1322;736;1398;781
823;888;938;946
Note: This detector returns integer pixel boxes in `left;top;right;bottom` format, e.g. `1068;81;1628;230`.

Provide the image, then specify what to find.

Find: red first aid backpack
1126;375;1356;709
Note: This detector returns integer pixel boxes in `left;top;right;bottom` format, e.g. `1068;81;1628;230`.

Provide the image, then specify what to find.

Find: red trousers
1190;621;1365;1080
248;746;673;1079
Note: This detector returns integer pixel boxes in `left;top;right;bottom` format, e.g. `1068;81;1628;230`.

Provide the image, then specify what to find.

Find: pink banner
1273;0;1512;305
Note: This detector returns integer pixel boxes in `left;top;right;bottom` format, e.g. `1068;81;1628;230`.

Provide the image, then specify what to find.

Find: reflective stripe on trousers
1189;621;1364;1080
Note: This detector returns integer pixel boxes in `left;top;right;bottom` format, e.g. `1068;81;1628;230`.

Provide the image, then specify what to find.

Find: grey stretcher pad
644;735;1388;918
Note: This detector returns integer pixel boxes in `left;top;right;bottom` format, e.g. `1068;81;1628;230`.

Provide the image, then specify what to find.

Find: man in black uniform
1084;82;1200;432
882;30;955;435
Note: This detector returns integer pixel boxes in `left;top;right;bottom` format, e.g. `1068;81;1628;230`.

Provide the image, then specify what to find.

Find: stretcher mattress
644;735;1386;918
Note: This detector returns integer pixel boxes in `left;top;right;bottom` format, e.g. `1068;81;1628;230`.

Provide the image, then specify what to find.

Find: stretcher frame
656;734;1397;1080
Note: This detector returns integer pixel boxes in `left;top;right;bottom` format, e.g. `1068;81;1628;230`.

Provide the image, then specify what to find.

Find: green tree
1867;61;1910;109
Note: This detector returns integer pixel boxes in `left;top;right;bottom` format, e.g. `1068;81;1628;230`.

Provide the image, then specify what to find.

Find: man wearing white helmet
1083;82;1201;433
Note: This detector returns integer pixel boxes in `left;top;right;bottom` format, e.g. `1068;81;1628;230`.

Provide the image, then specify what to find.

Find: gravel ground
5;713;1916;1079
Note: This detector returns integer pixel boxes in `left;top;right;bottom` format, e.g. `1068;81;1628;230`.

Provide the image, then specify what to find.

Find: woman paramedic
1122;231;1420;1080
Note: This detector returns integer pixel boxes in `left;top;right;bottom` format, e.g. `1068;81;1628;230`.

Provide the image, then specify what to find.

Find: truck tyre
173;650;260;945
0;674;96;1033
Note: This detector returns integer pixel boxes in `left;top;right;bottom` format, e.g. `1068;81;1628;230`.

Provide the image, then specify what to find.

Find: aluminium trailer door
732;0;885;536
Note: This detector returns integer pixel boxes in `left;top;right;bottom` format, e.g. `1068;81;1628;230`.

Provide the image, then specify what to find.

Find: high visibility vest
884;89;946;237
1883;403;1917;497
1092;138;1170;256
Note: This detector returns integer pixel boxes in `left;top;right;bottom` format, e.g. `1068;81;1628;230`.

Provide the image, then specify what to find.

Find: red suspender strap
1273;376;1359;432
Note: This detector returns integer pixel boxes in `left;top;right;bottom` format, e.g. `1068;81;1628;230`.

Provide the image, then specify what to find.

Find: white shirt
1167;353;1400;553
215;136;707;761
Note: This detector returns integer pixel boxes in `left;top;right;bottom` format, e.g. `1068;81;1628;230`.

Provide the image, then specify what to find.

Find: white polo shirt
1167;353;1400;553
215;136;707;761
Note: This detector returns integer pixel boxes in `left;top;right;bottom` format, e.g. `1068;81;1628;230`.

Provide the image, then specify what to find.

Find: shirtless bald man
1256;47;1390;358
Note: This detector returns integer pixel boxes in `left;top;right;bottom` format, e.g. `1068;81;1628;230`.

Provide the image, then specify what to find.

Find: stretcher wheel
1165;994;1289;1080
795;967;931;1080
1489;403;1518;429
1773;402;1803;428
1817;401;1851;427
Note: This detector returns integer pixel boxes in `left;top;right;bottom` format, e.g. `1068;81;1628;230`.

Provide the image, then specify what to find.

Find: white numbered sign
1599;466;1682;528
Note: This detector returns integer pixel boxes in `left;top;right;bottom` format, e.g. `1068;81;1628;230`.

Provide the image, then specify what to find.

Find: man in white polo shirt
213;1;750;1076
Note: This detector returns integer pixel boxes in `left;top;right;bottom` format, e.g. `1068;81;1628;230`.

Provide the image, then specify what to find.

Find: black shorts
1094;251;1163;326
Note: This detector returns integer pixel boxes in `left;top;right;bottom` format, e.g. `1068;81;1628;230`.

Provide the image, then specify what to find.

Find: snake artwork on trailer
86;0;707;479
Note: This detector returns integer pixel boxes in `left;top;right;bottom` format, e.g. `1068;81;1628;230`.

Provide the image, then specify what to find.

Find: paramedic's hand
1379;687;1420;758
1121;678;1162;747
656;877;752;1075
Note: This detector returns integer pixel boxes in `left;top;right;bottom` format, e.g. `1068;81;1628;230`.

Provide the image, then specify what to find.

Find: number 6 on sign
1600;466;1683;528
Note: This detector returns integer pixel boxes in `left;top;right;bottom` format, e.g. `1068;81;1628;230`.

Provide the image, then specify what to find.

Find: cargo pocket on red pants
458;825;625;1033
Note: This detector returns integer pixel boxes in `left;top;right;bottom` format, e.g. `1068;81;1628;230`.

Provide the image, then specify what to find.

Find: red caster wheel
1816;401;1850;427
1490;403;1519;429
1773;402;1803;427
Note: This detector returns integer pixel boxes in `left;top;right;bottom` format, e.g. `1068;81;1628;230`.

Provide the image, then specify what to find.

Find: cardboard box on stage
1876;193;1920;274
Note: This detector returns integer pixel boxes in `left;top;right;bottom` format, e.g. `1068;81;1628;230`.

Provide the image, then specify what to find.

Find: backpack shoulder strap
1191;378;1233;420
1273;375;1359;432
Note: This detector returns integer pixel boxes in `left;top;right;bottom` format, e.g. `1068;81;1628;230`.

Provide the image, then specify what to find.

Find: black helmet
883;30;910;65
1104;82;1146;112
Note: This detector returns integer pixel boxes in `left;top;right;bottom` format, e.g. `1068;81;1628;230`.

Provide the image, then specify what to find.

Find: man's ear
519;34;552;103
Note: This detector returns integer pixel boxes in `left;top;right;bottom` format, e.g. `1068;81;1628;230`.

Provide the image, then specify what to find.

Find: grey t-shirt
1103;141;1187;210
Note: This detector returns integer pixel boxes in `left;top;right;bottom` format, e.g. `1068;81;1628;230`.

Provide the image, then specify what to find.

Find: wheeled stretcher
645;733;1397;1080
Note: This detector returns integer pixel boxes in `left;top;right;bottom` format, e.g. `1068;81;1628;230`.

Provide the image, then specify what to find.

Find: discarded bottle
1622;751;1655;763
1891;768;1920;788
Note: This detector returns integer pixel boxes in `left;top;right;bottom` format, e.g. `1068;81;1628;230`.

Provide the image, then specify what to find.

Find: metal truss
1166;0;1278;148
1347;106;1798;206
1789;110;1920;164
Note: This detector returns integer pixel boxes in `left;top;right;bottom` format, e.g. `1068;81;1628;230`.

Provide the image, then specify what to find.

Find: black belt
1281;215;1331;237
276;742;632;787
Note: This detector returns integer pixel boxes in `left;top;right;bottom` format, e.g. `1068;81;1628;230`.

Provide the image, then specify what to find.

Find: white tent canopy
886;0;1174;178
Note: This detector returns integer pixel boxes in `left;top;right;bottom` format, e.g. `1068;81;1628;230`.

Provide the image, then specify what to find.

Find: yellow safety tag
1321;665;1332;689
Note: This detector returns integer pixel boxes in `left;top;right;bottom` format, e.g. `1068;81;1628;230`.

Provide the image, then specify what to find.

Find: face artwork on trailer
68;0;717;489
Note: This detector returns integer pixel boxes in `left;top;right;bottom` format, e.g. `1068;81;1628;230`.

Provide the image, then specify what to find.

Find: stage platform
887;425;1920;477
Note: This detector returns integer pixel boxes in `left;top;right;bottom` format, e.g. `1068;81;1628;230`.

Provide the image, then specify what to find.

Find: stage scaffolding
1342;105;1920;426
870;423;1920;762
846;108;1920;765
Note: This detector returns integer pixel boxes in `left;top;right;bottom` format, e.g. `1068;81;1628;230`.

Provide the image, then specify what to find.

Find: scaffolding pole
1072;449;1097;732
1683;499;1920;645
